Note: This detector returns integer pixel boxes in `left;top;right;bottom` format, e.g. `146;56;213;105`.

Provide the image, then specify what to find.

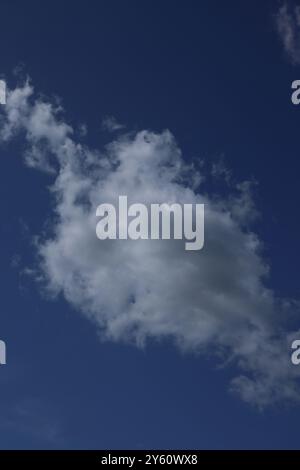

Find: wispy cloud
276;2;300;64
101;115;125;132
0;398;64;448
1;80;300;407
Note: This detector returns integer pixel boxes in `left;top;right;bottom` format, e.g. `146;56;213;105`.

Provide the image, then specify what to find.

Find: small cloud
101;115;125;132
276;2;300;64
78;123;87;137
10;254;21;269
0;398;64;446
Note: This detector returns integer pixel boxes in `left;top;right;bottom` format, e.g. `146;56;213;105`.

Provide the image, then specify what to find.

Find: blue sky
1;0;300;449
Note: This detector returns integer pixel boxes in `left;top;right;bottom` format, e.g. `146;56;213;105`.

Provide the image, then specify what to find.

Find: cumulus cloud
1;81;300;407
276;2;300;64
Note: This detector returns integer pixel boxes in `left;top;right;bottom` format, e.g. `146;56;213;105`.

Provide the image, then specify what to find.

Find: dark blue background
0;0;299;449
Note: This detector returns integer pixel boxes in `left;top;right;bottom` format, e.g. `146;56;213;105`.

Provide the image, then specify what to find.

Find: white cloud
1;82;300;407
276;2;300;64
101;115;125;132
